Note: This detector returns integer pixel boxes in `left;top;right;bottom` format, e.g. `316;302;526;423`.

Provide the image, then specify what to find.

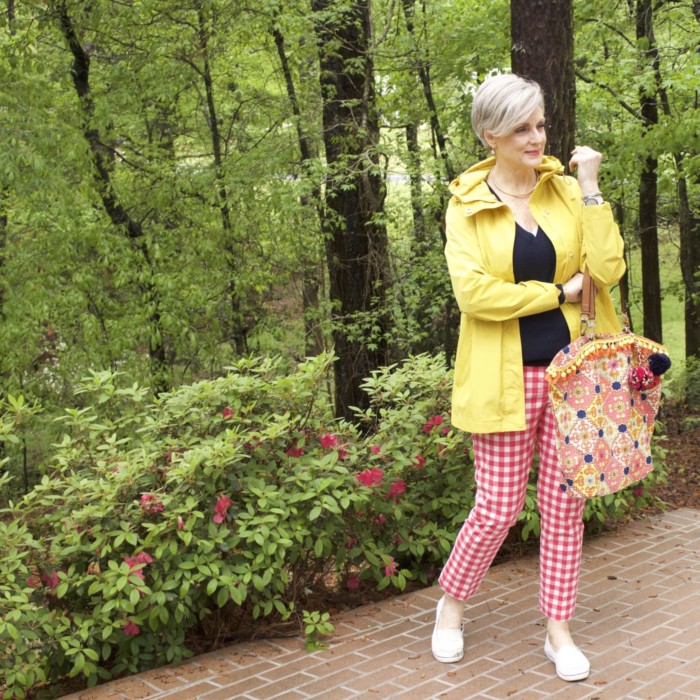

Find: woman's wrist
579;178;600;195
583;191;604;206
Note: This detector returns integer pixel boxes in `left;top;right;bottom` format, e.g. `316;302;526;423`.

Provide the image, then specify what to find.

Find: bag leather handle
581;267;597;322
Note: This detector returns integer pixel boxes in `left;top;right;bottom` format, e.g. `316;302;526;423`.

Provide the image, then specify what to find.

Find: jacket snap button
466;208;472;214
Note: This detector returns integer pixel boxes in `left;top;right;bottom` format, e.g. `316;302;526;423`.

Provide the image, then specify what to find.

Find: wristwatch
583;191;604;206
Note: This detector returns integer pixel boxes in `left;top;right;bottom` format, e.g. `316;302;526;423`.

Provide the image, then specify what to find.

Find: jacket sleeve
574;184;626;287
444;200;562;322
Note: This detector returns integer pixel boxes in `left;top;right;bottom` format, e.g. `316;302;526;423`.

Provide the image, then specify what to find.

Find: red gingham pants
439;366;585;621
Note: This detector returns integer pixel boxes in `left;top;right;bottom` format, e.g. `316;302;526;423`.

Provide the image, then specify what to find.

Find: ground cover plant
0;353;666;698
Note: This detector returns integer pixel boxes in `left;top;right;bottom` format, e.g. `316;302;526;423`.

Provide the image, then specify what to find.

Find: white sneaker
431;596;464;663
544;635;590;681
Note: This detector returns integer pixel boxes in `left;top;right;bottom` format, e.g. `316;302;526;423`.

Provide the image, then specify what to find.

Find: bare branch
575;70;642;120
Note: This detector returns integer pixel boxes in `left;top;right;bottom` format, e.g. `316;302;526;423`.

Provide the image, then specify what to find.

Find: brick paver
59;508;700;700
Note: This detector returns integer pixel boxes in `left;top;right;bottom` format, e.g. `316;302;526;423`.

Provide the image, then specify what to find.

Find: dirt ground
649;400;700;510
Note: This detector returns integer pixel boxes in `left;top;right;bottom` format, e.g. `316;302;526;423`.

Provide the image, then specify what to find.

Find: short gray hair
471;74;545;147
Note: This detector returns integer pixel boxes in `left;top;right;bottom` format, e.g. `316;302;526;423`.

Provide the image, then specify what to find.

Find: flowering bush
0;353;666;698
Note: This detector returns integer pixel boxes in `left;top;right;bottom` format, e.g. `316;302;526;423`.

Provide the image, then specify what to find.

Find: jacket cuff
555;284;565;305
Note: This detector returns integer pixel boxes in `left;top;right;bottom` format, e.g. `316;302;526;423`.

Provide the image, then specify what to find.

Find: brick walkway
59;508;700;700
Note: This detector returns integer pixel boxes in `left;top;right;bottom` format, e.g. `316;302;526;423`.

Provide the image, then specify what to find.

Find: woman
433;73;625;681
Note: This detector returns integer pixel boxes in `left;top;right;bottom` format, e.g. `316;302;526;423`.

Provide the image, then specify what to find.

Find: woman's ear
483;132;496;152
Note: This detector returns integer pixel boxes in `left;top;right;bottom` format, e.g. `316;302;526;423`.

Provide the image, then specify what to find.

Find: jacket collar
449;155;565;215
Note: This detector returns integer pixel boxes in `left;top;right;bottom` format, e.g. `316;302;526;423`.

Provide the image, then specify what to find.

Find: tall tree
635;0;663;343
192;2;249;355
511;0;575;161
55;1;170;392
271;12;325;356
400;0;456;184
311;0;391;420
396;0;462;363
675;6;700;358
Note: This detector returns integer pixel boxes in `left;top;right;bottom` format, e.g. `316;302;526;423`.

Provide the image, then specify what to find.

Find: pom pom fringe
648;352;672;376
546;333;668;382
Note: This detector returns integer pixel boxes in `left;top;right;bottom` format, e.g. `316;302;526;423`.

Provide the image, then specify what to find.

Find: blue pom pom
648;353;671;376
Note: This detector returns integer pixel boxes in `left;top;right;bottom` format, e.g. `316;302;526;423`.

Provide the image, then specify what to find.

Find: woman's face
486;108;546;171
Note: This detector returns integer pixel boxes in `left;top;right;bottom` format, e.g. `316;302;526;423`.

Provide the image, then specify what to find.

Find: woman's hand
568;146;602;195
562;272;584;303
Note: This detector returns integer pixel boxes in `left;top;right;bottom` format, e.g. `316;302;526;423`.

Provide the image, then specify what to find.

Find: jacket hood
449;155;565;208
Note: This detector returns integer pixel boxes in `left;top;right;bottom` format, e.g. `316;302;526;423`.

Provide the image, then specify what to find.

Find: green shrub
0;353;666;698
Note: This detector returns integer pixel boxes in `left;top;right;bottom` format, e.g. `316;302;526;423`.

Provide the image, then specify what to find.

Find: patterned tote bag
546;270;671;499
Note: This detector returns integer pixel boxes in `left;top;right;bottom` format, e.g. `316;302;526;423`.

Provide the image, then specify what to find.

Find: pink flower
633;486;644;498
347;536;358;548
123;621;141;636
346;573;361;590
123;556;145;580
136;551;153;565
393;533;403;547
41;570;59;592
383;557;397;577
222;407;235;420
356;468;384;488
177;516;185;531
387;479;406;502
140;493;164;514
285;444;305;458
319;432;339;449
423;414;444;433
319;432;347;459
441;425;450;436
414;453;426;470
372;515;387;527
213;495;233;524
369;445;382;455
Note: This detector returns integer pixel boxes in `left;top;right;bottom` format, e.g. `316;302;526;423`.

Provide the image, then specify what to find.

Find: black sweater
512;223;570;366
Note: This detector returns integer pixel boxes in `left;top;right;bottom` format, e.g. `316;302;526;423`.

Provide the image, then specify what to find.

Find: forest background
0;0;699;697
1;0;699;478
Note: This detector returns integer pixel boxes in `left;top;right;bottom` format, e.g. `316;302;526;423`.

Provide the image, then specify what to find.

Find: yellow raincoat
445;155;625;434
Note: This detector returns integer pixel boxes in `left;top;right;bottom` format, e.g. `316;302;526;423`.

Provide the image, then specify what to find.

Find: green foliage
0;353;667;697
302;610;335;651
676;355;700;407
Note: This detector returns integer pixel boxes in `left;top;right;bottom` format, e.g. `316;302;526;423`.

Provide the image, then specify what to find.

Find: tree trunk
400;0;458;364
57;2;170;393
636;0;663;343
272;19;325;357
400;0;455;182
511;0;575;162
613;201;634;331
196;4;248;356
312;0;390;421
405;122;426;247
677;170;700;357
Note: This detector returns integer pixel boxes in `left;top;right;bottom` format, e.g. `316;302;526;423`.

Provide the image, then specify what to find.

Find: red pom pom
628;365;655;391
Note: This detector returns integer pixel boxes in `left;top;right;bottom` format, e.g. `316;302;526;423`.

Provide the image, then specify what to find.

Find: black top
512;222;570;366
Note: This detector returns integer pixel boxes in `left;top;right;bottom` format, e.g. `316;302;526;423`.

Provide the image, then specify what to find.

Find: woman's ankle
546;618;575;651
438;594;465;630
